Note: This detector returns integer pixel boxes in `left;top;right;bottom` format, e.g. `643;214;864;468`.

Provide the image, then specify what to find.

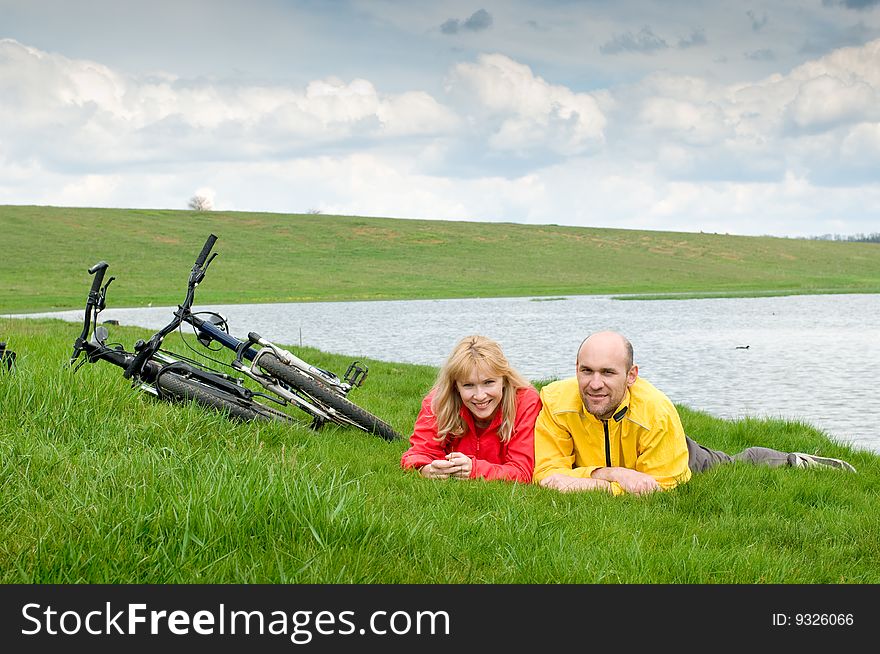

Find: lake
14;293;880;453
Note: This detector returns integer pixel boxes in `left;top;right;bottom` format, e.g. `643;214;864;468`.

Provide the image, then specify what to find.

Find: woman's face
455;365;504;426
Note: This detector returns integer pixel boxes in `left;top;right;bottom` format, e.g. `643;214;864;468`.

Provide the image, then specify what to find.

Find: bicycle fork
244;332;354;395
227;335;343;424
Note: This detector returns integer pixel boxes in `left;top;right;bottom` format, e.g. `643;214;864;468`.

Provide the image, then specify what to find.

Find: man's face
576;334;638;421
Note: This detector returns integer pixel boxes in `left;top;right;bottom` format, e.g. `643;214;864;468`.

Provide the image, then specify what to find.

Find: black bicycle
70;261;293;423
72;236;401;441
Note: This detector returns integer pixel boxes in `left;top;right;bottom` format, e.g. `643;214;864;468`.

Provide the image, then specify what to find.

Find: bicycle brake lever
71;354;88;372
123;337;156;379
97;276;115;312
70;339;85;364
189;252;218;286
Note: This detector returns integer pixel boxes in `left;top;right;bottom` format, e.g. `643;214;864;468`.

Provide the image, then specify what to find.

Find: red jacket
400;386;541;483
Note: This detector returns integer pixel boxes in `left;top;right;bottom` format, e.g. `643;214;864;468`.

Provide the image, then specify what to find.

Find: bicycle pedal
343;361;369;388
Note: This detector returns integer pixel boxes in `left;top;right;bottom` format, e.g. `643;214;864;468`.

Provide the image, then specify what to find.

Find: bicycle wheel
257;352;401;441
156;369;292;423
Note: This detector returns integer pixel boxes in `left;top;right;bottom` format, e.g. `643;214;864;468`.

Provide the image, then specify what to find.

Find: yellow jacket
533;376;691;495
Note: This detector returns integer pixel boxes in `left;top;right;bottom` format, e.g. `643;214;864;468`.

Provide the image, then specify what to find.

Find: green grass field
3;204;879;312
1;318;877;583
1;205;878;584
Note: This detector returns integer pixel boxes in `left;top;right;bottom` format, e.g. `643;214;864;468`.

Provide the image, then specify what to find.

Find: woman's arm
400;393;449;471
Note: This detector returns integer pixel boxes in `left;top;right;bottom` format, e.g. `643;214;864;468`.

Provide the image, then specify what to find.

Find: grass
3;204;880;313
1;317;877;584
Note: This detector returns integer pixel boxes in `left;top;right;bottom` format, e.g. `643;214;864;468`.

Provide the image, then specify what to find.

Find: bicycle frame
189;316;355;396
169;235;372;426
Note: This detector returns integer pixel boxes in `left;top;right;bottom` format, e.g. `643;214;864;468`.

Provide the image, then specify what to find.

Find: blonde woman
401;335;541;482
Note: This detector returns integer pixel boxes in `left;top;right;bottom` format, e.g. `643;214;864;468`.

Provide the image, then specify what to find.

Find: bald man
533;331;855;496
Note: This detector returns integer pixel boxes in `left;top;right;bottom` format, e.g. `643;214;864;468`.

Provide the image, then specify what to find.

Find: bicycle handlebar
88;261;109;295
75;238;227;382
195;234;217;268
71;261;112;363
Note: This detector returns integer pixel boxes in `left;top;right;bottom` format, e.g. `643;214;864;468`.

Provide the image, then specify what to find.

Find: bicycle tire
155;369;292;423
257;352;401;441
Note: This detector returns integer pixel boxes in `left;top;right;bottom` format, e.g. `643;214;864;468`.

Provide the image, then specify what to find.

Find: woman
401;335;541;483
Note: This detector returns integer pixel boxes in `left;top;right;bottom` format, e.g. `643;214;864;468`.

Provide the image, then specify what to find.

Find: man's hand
539;473;613;494
591;467;660;495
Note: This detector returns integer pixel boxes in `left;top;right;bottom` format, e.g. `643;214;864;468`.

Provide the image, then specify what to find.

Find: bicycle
72;236;401;441
165;234;400;441
71;261;294;423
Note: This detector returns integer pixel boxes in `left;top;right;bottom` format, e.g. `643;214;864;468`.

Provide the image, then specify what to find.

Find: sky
2;0;880;237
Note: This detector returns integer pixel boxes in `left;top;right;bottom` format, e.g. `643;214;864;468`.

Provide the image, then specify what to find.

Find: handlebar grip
88;261;109;295
194;234;218;267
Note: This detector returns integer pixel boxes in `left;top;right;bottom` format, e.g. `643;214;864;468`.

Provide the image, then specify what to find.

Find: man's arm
585;406;689;495
539;474;612;493
533;387;621;494
630;410;691;491
590;467;660;495
532;394;596;482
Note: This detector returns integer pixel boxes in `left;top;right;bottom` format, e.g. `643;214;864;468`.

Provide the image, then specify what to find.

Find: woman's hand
420;452;473;479
445;452;473;479
420;459;454;479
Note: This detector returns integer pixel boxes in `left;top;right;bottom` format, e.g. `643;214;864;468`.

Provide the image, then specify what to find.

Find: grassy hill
2;204;879;312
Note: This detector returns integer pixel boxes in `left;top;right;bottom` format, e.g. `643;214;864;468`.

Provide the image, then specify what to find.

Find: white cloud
445;53;606;155
841;121;880;159
0;38;460;170
51;174;122;206
791;37;880;87
784;74;879;131
378;91;462;136
638;96;730;145
612;37;880;187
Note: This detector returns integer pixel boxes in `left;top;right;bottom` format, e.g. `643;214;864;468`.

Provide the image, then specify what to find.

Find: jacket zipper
602;420;611;467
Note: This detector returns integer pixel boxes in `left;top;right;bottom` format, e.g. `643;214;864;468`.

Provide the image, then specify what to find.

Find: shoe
792;453;857;473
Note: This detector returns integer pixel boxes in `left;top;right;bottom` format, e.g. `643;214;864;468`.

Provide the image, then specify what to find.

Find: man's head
576;331;638;420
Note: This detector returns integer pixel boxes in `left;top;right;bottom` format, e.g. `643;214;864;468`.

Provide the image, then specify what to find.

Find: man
533;331;856;496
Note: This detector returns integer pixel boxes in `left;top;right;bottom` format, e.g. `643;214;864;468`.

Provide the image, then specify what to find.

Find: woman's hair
431;335;531;443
